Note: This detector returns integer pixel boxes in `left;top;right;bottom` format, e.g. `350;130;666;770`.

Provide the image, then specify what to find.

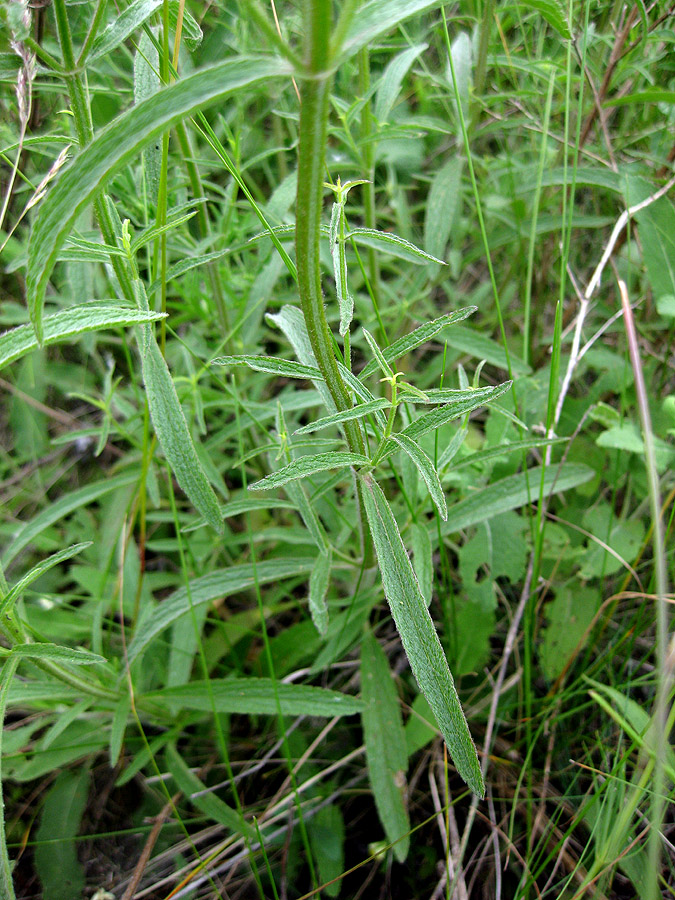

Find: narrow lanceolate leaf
294;398;390;435
410;523;433;607
7;643;106;665
248;452;370;491
359;309;477;381
309;550;332;635
0;305;165;371
127;558;316;662
390;434;447;520
89;0;163;60
341;0;446;61
374;43;427;123
362;328;394;378
360;474;484;797
165;743;253;838
26;56;292;342
0;543;91;617
361;632;410;862
0;658;20;900
347;228;446;265
141;326;223;533
148;678;364;717
212;355;321;380
400;382;513;445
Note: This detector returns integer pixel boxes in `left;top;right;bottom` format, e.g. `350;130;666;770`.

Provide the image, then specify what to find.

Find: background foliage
0;0;674;897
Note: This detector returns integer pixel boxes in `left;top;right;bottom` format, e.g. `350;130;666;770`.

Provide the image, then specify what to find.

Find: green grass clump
0;0;673;897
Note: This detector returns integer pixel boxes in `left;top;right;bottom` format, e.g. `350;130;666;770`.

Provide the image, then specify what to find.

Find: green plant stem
296;0;373;564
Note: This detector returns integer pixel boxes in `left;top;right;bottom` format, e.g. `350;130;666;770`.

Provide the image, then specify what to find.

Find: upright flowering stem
295;0;371;559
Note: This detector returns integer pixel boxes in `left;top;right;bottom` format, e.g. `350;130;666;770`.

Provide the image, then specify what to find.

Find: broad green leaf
0;305;165;371
358;309;476;380
141;323;222;533
134;30;161;202
341;0;445;61
26;56;292;342
375;43;426;123
8;643;106;665
248;452;370;491
439;463;594;537
424;157;463;261
89;0;163;60
127;557;316;662
2;471;138;567
148;678;364;717
410;522;433;608
212;355;321;380
361;632;410;862
360;474;484;796
390;433;447;520
540;586;600;681
294;398;390;435
34;770;89;900
309;550;332;635
347;228;445;265
517;0;571;38
165;743;253;837
0;542;91;617
308;804;345;898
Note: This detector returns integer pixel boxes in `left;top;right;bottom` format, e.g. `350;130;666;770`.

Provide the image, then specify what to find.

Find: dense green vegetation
1;0;674;897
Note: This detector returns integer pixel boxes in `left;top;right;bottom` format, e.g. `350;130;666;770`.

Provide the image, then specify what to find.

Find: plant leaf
140;322;222;533
248;452;370;491
1;542;91;617
517;0;571;38
0;305;165;371
127;557;316;662
347;227;445;265
361;632;410;862
89;0;163;60
424;157;463;261
211;355;322;380
148;678;364;717
34;770;88;900
439;463;595;537
375;43;427;123
309;549;332;635
360;474;484;796
341;0;446;61
2;472;138;568
8;643;106;665
165;743;253;837
358;308;476;380
26;56;292;342
294;398;391;435
390;433;447;520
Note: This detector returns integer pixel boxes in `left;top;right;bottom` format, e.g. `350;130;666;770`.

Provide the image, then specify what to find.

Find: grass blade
360;474;484;796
